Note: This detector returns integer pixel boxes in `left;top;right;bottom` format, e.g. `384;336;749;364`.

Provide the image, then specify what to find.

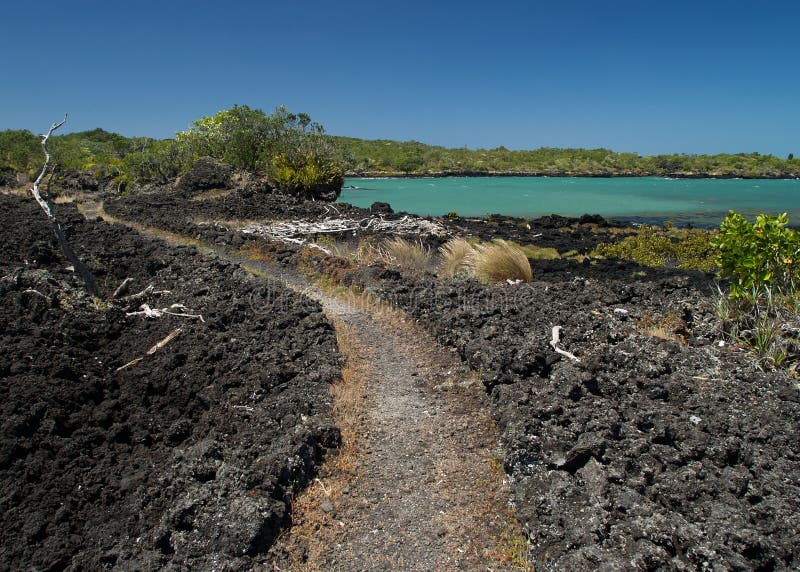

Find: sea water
339;177;800;227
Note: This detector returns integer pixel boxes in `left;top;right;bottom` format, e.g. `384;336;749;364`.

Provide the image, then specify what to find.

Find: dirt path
266;288;528;571
83;202;530;570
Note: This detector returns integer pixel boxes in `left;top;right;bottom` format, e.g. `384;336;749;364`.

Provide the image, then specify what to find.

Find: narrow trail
270;290;527;571
82;202;529;570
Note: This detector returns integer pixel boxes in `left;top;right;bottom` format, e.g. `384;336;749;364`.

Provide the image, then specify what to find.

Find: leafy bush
0;130;40;177
712;212;800;370
121;139;191;185
175;104;344;196
712;212;800;298
270;152;344;199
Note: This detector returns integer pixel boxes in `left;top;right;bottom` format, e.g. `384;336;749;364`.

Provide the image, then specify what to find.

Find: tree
175;104;344;197
30;116;98;296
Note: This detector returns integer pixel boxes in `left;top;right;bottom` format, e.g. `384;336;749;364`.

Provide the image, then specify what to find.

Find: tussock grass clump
438;238;475;278
380;236;432;273
469;239;533;284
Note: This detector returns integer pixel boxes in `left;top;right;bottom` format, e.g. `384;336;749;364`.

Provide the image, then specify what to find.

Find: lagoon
339;177;800;227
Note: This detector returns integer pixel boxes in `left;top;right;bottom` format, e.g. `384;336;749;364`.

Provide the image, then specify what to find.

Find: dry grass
438;237;476;278
275;317;371;569
469;239;533;284
637;310;687;343
237;241;274;264
380;236;433;273
311;236;383;265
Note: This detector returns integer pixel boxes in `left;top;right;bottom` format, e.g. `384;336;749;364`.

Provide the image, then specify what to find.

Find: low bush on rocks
713;212;800;370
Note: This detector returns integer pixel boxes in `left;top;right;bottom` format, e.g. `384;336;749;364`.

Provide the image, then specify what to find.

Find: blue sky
1;0;797;156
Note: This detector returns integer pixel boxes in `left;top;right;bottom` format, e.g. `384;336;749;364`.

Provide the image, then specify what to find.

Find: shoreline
345;171;800;180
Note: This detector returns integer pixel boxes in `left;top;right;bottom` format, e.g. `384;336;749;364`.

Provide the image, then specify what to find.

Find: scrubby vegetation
0;105;343;196
333;136;800;178
3;117;798;192
591;226;717;271
713;212;800;370
468;240;533;284
438;238;475;278
379;237;432;273
433;238;533;284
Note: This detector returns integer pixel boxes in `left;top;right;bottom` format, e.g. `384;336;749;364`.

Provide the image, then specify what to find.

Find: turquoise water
339;177;800;227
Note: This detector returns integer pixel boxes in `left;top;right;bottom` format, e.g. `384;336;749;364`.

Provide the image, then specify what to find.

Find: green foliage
712;212;800;298
712;212;800;370
174;104;344;194
270;152;344;197
0;130;40;175
592;227;717;271
121;139;192;185
331;136;800;178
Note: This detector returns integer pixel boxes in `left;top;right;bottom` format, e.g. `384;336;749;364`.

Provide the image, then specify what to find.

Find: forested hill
332;136;800;179
2;118;799;191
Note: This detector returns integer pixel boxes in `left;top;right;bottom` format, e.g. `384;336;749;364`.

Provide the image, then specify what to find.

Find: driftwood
241;215;447;250
112;277;134;299
115;327;184;371
126;303;205;322
550;325;581;362
30;115;99;297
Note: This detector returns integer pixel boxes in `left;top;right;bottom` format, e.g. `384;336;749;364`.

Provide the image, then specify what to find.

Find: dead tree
30;115;99;297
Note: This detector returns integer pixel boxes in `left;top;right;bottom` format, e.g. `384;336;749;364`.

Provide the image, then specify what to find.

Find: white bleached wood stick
550;325;581;362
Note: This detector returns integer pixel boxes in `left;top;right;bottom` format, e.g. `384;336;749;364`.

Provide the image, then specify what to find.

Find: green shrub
712;212;800;298
121;139;191;185
712;212;800;370
592;226;716;271
270;152;344;198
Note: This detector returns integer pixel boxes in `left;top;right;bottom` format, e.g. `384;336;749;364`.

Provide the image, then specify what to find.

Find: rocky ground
336;262;800;570
5;161;800;571
103;171;800;570
0;193;341;570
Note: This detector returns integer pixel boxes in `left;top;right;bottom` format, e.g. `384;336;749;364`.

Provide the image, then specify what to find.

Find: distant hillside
331;136;800;179
3;124;799;190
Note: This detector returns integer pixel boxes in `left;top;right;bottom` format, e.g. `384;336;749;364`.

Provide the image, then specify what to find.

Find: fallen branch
119;285;171;303
126;303;205;322
30;115;99;297
112;277;133;299
241;214;447;249
115;326;184;372
550;325;581;362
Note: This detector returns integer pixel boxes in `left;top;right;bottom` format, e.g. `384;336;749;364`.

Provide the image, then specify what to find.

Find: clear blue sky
2;0;797;156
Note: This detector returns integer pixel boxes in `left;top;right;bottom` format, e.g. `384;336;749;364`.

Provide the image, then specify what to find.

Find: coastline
345;170;800;180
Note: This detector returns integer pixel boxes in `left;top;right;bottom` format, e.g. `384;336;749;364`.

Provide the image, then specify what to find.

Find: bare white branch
115;327;184;372
126;303;205;322
29;115;99;297
550;325;581;363
241;215;447;250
